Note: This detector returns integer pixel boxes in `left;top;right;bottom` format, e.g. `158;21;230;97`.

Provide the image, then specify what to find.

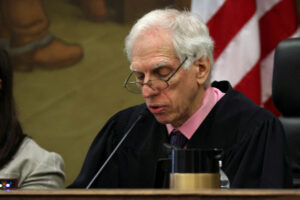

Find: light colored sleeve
0;137;66;189
20;151;65;189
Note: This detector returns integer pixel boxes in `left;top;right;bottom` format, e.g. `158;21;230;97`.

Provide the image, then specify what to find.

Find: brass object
170;173;220;190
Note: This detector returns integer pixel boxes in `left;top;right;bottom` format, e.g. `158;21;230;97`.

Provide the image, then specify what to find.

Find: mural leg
80;0;107;22
0;0;83;72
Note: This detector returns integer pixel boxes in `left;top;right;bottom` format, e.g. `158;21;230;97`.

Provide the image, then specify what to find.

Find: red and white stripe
191;0;299;115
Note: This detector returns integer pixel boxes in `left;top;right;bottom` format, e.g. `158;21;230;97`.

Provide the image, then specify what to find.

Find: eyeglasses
123;57;188;94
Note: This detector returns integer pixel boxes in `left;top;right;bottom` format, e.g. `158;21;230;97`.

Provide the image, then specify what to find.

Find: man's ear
193;57;210;85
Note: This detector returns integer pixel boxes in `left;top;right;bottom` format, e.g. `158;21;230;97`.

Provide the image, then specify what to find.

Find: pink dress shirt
166;87;225;139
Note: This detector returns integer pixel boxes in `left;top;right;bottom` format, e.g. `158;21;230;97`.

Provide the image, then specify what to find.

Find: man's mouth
148;105;165;114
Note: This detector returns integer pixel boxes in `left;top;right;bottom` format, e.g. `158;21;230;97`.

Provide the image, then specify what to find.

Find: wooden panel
2;189;300;200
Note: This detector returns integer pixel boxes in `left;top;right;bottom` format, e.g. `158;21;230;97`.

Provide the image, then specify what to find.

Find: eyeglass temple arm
165;57;188;82
123;71;134;88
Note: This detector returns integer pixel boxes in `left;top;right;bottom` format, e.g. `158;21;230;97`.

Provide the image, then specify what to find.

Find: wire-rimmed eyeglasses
123;57;188;94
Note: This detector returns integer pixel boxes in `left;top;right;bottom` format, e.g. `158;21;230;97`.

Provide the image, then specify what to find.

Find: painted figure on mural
0;0;106;72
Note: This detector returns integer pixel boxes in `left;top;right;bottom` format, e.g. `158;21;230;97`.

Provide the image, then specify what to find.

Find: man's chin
153;115;171;125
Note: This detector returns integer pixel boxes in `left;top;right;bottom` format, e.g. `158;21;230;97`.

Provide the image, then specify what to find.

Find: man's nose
141;83;159;98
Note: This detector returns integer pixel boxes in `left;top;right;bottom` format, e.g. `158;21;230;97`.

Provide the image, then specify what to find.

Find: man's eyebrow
130;61;171;72
153;61;170;69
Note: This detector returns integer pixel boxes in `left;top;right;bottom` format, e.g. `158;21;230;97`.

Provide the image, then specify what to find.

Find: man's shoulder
211;81;281;137
212;81;270;118
117;103;147;116
102;103;153;132
110;103;148;122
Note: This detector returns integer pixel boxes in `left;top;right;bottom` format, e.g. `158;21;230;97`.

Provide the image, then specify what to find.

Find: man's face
130;29;209;127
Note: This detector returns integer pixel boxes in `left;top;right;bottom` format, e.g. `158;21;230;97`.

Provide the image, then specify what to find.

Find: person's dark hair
0;48;25;169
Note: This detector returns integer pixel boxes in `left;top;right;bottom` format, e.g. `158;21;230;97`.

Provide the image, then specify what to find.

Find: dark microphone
86;109;146;189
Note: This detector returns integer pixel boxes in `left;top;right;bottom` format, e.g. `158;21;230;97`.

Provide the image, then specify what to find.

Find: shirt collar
166;86;225;139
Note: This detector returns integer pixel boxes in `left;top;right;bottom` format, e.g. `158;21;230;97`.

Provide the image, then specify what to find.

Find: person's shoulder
1;137;65;189
18;137;64;169
116;103;147;115
225;92;282;142
226;87;277;122
20;137;60;157
225;88;279;126
109;103;148;121
213;81;266;117
212;81;281;131
97;103;152;138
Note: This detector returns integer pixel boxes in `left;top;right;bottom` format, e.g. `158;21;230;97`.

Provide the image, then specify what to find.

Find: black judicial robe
69;81;292;188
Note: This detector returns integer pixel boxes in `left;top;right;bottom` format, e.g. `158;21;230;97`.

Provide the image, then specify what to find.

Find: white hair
124;8;214;86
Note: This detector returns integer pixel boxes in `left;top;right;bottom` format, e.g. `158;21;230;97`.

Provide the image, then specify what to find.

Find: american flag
191;0;299;115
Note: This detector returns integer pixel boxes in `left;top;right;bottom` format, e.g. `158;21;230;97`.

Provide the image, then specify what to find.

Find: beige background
13;0;145;186
13;0;300;186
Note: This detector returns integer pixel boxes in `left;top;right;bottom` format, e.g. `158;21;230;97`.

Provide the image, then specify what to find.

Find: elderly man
70;9;292;188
